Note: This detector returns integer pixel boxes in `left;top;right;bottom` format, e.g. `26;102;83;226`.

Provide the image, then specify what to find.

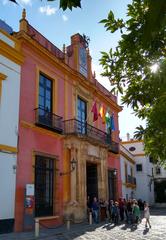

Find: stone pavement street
1;208;166;240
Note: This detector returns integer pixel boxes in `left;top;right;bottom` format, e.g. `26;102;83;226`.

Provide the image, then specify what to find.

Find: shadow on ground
143;228;149;235
1;208;166;240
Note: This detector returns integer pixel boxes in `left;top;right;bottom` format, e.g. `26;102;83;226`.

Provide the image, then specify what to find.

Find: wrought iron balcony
127;175;136;185
106;137;119;154
63;119;119;154
35;107;63;134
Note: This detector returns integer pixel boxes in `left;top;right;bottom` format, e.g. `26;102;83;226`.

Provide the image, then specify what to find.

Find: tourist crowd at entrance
87;197;151;228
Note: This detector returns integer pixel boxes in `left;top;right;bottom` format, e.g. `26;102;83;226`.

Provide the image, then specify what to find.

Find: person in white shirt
144;203;151;228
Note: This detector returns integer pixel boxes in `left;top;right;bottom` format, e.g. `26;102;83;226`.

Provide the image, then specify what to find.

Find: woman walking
144;203;151;228
132;200;141;224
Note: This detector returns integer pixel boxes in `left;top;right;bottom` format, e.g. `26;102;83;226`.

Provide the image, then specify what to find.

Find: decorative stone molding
88;145;99;157
76;85;91;99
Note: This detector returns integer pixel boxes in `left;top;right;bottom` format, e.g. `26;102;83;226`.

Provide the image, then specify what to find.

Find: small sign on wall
24;184;35;230
26;184;34;196
25;196;34;209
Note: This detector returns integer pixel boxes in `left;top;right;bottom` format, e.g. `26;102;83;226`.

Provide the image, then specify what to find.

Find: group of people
87;197;151;228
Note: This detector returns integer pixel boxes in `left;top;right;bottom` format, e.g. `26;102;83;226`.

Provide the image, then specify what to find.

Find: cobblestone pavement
1;208;166;240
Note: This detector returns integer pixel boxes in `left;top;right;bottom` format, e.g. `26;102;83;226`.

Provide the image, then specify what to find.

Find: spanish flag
99;105;106;124
91;101;98;122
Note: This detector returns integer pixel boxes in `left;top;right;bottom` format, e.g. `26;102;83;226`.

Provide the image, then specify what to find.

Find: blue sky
0;0;145;140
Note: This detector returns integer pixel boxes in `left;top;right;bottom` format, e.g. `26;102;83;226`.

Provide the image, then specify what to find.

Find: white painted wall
134;154;154;205
134;160;154;204
0;31;20;147
0;153;17;219
122;141;155;205
120;144;136;200
0;56;20;147
0;32;15;47
122;141;145;155
153;164;166;179
0;31;21;220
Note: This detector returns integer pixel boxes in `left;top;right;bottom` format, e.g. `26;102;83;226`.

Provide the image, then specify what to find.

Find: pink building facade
14;10;122;231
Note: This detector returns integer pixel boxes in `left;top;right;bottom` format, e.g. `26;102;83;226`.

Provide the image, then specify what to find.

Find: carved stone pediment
76;85;91;99
88;145;99;157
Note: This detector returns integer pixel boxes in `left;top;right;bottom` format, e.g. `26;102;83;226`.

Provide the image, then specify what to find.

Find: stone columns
98;148;108;201
64;138;109;222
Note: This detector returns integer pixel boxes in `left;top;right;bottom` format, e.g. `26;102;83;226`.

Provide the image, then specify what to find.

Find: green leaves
133;60;166;164
100;0;166;163
9;0;82;10
9;0;18;3
142;0;166;48
99;10;124;33
134;125;145;140
59;0;81;10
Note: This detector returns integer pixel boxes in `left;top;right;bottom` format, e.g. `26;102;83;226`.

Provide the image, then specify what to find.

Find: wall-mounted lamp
70;158;77;170
113;169;117;176
60;158;77;176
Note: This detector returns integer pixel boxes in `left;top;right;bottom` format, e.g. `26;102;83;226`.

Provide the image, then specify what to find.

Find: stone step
153;203;166;208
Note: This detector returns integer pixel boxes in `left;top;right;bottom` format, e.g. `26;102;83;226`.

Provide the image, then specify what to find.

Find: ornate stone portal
63;137;108;222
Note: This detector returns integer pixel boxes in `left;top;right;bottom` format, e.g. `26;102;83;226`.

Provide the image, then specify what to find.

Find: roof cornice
15;31;122;112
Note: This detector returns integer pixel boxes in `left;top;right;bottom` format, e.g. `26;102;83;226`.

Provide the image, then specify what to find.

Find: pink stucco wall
108;154;122;199
15;41;66;231
15;28;122;231
15;127;64;231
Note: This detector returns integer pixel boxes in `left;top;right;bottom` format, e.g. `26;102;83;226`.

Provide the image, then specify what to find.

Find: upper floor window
156;167;161;175
77;97;87;134
136;164;142;172
39;74;52;112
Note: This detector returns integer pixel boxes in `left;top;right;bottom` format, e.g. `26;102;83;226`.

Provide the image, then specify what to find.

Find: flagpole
86;110;91;123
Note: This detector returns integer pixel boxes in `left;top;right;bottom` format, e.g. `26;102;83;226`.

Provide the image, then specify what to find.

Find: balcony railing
106;137;119;154
127;175;136;185
35;107;63;133
63;119;119;154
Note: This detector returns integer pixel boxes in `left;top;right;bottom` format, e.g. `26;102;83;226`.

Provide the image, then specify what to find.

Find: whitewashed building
120;144;136;200
0;20;23;233
121;138;154;205
153;163;166;205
